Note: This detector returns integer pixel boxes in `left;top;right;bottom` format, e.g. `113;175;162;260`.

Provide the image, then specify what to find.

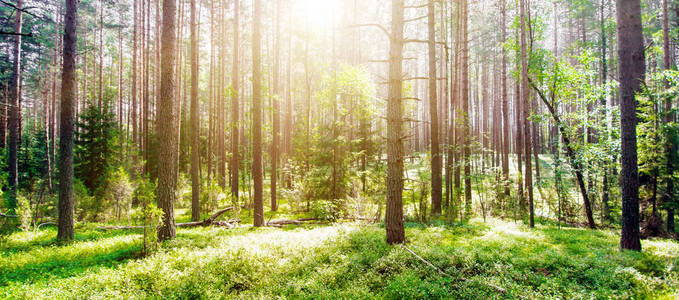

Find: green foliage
105;168;134;223
132;178;163;256
74;179;94;222
75;102;120;194
1;219;677;298
15;195;32;232
637;70;679;222
17;130;50;194
200;178;227;216
287;64;380;218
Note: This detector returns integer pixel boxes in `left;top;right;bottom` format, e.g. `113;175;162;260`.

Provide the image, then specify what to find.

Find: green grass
1;217;677;299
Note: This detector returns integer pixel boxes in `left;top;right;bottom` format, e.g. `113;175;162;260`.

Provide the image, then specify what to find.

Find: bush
16;195;32;232
132;178;163;256
106;168;134;223
74;179;93;222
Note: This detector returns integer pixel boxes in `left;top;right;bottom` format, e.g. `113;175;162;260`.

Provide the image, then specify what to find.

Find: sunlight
296;0;341;30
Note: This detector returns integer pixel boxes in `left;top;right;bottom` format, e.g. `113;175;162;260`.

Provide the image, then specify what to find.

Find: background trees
0;0;675;248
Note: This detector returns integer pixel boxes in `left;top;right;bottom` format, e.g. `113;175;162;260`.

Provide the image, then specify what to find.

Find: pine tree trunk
662;0;675;233
0;83;6;148
520;0;534;227
428;0;442;215
461;0;472;218
132;0;139;174
230;0;240;204
157;0;178;242
190;0;200;222
271;0;281;212
617;0;644;251
252;0;264;227
58;0;78;242
501;0;510;200
386;0;405;244
7;0;23;209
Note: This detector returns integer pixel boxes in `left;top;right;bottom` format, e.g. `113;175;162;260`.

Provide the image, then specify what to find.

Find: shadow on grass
1;225;142;254
0;232;141;287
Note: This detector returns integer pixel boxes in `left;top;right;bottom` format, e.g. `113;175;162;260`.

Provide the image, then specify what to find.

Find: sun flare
297;0;342;30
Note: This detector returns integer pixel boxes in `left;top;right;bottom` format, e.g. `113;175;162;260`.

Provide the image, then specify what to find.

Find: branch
98;206;245;230
403;39;447;46
266;218;321;226
0;30;33;37
0;0;37;17
347;23;390;38
404;15;427;23
0;213;17;218
400;244;510;295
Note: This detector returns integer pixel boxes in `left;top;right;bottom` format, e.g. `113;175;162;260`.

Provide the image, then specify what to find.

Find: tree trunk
157;0;178;242
132;0;139;174
428;0;442;215
7;0;23;209
461;0;472;218
189;0;200;222
252;0;264;227
662;0;676;233
501;0;510;200
98;0;104;111
230;0;240;207
520;0;534;227
58;0;78;242
617;0;645;251
0;83;6;148
386;0;405;244
271;0;281;212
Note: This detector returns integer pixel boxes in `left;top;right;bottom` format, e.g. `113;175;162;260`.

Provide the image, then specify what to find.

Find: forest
0;0;678;298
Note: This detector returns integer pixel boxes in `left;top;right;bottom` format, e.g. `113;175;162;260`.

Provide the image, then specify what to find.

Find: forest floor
1;213;677;299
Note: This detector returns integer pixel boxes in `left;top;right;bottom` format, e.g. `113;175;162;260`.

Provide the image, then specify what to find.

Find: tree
461;0;471;218
157;0;178;242
252;0;264;227
230;0;240;206
386;0;405;244
57;0;78;242
189;0;200;222
617;0;645;251
7;0;23;210
519;0;535;227
428;0;442;215
271;0;281;212
662;0;675;234
500;0;510;200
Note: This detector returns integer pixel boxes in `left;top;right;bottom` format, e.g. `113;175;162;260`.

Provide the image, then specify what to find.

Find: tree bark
7;0;23;209
617;0;645;251
520;0;535;227
1;83;6;148
501;0;510;200
189;0;200;222
157;0;178;242
662;0;675;233
132;0;139;174
252;0;264;227
386;0;405;244
461;0;472;218
271;0;281;212
428;0;442;215
230;0;240;206
57;0;77;242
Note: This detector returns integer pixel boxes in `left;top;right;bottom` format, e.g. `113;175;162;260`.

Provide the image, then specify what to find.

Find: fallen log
266;217;319;226
0;213;17;218
98;206;244;230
